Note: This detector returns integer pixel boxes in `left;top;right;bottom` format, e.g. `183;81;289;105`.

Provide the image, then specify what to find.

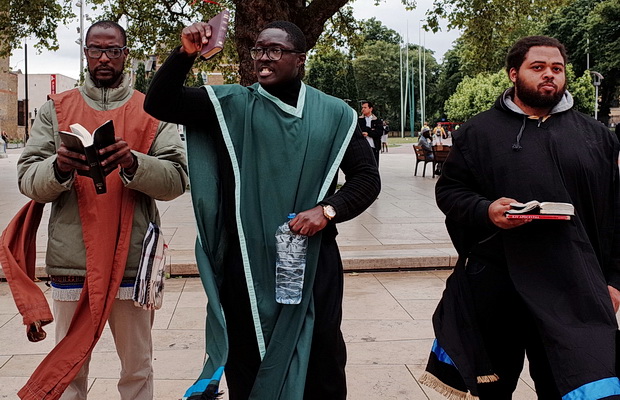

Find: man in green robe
145;20;380;400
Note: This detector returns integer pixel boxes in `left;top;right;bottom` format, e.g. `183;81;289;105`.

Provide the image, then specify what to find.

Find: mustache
94;66;114;72
538;80;557;89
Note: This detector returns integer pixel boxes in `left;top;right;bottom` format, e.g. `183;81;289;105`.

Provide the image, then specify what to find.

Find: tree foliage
0;0;74;57
313;8;401;58
314;6;364;55
424;0;568;76
134;62;147;93
586;0;620;124
544;0;619;124
444;70;509;122
351;41;439;126
2;0;419;84
588;0;620;74
184;68;206;87
360;17;401;45
352;41;402;122
306;49;358;105
543;0;596;75
426;43;463;122
567;66;595;115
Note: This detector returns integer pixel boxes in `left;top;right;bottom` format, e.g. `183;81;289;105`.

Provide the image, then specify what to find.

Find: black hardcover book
58;120;116;194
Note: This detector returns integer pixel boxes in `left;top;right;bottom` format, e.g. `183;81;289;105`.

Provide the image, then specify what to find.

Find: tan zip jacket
17;74;188;277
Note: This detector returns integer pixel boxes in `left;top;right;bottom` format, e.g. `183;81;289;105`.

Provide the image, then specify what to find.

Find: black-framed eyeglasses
84;46;127;59
249;47;304;61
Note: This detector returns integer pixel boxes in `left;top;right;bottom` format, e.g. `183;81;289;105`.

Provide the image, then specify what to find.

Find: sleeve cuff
475;199;495;229
52;160;74;185
607;271;620;291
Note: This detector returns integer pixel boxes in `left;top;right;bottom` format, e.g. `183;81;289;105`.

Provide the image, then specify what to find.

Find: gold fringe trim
476;373;499;384
419;372;479;400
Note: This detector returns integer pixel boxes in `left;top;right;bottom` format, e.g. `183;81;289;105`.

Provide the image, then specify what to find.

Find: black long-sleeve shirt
144;48;380;224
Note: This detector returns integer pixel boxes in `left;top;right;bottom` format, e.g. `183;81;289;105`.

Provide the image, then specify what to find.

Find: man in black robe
421;36;620;400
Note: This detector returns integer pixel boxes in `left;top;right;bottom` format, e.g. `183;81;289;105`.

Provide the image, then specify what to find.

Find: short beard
89;70;123;88
515;77;566;110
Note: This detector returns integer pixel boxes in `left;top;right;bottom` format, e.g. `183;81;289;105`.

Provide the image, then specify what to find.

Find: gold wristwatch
322;204;336;220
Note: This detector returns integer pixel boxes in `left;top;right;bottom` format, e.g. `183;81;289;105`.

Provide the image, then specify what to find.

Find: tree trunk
232;0;350;86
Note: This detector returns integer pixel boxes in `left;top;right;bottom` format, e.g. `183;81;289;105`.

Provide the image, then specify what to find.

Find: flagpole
399;37;404;137
410;56;415;136
422;25;426;125
418;22;423;131
403;24;409;139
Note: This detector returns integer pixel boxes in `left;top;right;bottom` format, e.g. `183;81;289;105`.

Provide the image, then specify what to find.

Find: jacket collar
82;73;132;105
360;114;377;120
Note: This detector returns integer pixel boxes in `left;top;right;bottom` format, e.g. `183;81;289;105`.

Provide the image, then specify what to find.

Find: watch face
324;205;336;218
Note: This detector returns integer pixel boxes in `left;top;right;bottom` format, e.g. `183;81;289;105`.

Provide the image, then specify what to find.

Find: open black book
505;200;574;220
58;120;116;194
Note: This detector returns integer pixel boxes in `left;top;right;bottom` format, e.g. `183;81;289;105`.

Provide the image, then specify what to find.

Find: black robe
422;89;620;399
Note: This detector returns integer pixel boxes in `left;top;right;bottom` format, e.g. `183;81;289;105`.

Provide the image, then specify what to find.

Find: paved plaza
0;143;458;277
0;144;540;399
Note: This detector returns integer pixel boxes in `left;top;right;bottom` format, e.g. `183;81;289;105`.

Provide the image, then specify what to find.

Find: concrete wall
17;73;77;121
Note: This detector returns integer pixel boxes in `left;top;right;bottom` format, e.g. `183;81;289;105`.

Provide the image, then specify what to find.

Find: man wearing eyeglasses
15;20;187;400
145;19;379;400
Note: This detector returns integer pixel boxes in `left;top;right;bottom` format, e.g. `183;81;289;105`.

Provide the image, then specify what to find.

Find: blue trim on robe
562;377;620;400
183;366;225;398
431;339;457;368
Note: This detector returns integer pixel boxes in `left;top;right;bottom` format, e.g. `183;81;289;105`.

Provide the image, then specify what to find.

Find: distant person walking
381;121;389;153
1;130;8;152
433;123;446;142
358;101;383;166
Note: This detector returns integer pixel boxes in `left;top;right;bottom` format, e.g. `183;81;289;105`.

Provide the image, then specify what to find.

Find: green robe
183;82;357;399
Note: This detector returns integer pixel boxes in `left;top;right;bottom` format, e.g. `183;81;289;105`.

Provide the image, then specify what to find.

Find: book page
506;200;574;216
69;123;94;147
507;200;541;214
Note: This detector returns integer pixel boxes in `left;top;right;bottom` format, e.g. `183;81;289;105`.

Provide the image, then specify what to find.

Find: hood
496;87;574;152
496;86;574;116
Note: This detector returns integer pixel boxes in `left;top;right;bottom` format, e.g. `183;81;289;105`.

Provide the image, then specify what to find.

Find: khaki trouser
53;299;155;400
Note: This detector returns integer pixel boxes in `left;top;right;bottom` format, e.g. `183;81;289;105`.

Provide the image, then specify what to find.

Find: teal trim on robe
184;82;357;400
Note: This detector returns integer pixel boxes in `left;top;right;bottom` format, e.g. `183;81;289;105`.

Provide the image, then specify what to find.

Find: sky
9;0;462;80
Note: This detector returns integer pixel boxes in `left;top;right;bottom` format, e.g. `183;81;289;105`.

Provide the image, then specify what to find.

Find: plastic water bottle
275;213;308;304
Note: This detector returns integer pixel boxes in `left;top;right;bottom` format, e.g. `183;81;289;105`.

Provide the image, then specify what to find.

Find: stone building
17;72;77;127
0;56;18;140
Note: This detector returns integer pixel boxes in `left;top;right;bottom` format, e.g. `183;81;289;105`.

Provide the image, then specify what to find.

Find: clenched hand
289;206;329;237
180;22;212;56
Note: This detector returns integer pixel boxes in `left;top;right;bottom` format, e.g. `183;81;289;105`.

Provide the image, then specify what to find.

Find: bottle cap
287;213;296;219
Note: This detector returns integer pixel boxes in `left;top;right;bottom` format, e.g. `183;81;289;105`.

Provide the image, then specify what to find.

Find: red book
200;9;231;61
505;214;571;220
